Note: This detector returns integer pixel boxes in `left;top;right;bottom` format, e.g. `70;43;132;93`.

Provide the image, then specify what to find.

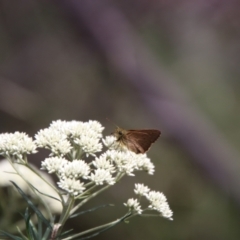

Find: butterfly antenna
106;118;119;128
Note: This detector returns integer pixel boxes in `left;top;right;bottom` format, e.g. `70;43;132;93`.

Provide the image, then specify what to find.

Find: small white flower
65;120;104;156
0;132;37;159
146;191;173;220
92;152;115;173
50;120;84;138
89;169;115;185
124;198;142;214
86;120;104;135
103;141;155;175
49;120;70;135
74;136;102;157
57;178;85;196
159;202;173;220
68;120;104;139
46;120;104;157
134;154;155;175
35;120;105;157
35;128;72;156
60;160;90;179
41;157;68;174
134;183;150;196
101;150;155;176
102;135;117;148
107;150;136;176
147;190;167;204
67;121;84;136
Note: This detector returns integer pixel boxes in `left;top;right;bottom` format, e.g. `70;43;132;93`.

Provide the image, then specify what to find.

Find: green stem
70;172;125;215
59;195;75;226
84;181;95;188
75;184;98;199
115;172;125;182
53;195;75;238
62;212;132;240
70;184;111;215
26;163;64;204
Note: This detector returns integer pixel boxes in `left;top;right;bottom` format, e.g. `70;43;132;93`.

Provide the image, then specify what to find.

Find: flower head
48;120;104;157
60;160;90;180
41;157;68;174
0;132;37;161
106;150;136;176
35;129;72;156
134;154;155;175
102;135;116;148
92;152;115;173
74;136;102;157
57;178;85;196
89;169;115;185
104;150;155;176
146;191;173;220
124;198;142;214
134;183;150;196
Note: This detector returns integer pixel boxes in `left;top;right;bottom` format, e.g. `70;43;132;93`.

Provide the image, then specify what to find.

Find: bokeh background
1;0;240;239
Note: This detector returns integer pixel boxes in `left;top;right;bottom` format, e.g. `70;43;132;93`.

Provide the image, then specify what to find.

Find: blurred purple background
0;0;240;239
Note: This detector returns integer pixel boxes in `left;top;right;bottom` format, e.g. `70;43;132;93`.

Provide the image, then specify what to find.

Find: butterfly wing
126;130;161;153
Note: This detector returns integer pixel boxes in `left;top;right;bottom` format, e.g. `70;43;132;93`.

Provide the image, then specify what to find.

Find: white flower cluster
41;149;155;196
124;183;173;220
0;132;37;160
35;120;103;157
124;198;142;214
147;190;173;219
94;150;155;176
35;129;72;156
39;121;155;196
0;120;173;221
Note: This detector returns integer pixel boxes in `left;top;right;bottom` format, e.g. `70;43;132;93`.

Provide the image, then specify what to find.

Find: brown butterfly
114;127;161;154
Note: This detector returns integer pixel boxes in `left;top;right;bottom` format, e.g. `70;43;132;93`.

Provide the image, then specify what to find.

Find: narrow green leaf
67;213;131;240
42;215;56;240
10;181;52;229
42;226;52;240
0;231;22;240
29;219;39;240
37;215;42;240
24;209;35;240
59;229;73;238
16;226;28;239
28;182;61;202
